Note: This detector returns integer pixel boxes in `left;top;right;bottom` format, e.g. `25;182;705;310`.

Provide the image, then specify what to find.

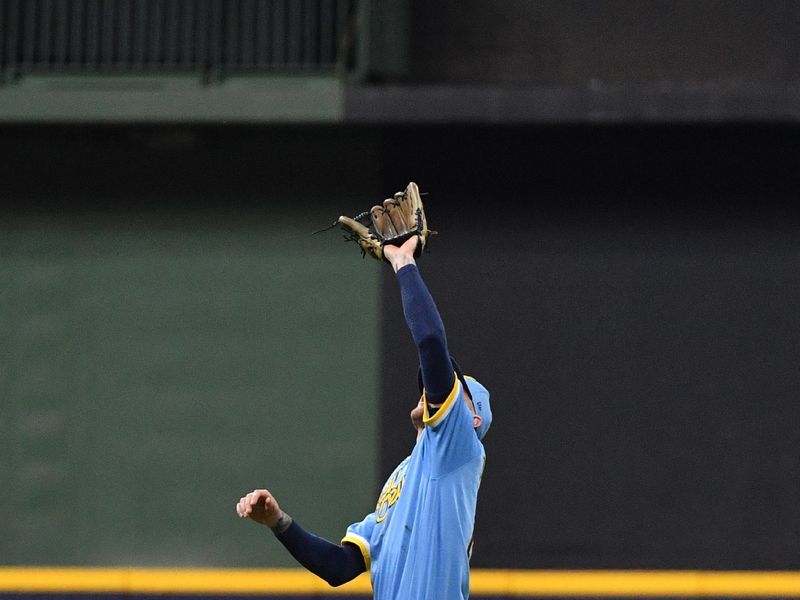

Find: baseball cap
463;375;492;441
417;357;493;440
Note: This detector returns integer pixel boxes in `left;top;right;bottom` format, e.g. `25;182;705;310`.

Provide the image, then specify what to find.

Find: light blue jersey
342;377;486;600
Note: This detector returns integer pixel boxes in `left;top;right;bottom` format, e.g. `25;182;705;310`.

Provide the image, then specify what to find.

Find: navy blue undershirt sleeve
275;520;365;587
395;264;455;404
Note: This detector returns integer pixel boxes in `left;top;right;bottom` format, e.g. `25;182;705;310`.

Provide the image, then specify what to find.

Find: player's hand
384;236;419;272
236;489;283;528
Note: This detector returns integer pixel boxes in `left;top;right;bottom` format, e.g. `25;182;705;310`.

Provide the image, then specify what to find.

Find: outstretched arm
236;489;365;587
384;237;455;404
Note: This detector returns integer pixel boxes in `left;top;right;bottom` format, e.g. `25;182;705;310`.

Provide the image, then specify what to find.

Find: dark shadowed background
378;124;800;570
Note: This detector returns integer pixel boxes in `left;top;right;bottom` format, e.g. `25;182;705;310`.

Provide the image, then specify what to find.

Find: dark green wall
7;123;800;572
0;127;383;566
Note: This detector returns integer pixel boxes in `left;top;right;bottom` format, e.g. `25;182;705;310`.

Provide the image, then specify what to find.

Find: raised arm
384;237;455;405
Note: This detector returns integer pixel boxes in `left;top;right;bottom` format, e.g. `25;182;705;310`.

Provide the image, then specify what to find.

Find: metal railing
0;0;366;84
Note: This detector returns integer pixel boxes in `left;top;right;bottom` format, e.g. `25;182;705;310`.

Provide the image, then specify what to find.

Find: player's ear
473;414;483;430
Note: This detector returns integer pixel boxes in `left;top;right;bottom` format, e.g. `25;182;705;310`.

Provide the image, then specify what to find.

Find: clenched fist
236;489;283;528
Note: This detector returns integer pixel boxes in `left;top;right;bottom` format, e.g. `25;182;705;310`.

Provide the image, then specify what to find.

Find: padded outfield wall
2;125;800;599
0;127;384;568
378;125;800;572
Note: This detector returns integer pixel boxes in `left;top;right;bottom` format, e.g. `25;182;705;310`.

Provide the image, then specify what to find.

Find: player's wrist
269;511;293;534
389;253;416;273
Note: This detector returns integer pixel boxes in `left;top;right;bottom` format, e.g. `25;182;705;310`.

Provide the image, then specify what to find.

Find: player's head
414;357;493;440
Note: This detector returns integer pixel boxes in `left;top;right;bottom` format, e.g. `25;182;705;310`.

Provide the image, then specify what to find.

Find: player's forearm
396;264;454;400
273;517;365;587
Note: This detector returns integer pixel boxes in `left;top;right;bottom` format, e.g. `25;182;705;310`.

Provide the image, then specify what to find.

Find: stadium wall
0;126;383;567
379;124;800;571
2;124;800;598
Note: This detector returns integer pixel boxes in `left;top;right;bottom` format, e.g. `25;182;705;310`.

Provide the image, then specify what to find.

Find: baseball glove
335;182;432;261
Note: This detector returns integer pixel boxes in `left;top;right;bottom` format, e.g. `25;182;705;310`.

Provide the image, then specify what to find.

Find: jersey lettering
375;460;408;522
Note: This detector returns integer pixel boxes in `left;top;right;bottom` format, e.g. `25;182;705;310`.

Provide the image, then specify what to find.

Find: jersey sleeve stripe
422;375;460;428
341;533;371;570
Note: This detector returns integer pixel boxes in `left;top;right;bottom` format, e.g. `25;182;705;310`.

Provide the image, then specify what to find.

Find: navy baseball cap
417;357;493;440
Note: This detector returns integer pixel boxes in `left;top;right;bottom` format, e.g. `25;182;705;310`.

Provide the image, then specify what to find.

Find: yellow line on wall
0;568;370;595
1;568;800;596
472;570;800;597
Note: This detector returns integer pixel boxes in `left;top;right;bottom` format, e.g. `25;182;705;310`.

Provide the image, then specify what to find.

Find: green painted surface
0;76;344;123
0;210;379;566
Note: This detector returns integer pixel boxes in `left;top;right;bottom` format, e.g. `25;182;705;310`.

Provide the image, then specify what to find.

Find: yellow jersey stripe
340;532;371;571
422;373;460;427
2;568;800;596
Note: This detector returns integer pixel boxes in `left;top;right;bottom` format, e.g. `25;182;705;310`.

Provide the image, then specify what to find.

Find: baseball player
236;186;492;599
